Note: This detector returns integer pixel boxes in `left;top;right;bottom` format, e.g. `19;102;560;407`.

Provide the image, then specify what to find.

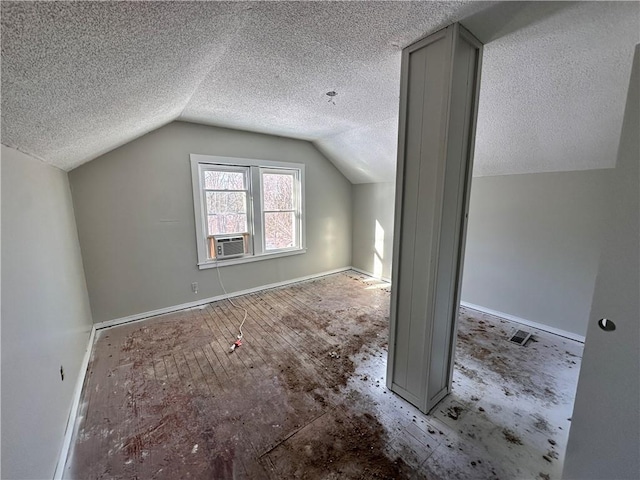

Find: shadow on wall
352;182;395;281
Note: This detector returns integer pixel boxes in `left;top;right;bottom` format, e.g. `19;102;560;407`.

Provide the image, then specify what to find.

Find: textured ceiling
1;1;639;183
470;1;640;177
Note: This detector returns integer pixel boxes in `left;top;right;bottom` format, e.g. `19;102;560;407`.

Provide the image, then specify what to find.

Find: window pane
264;211;295;250
206;192;246;214
204;170;246;190
263;173;293;211
207;214;247;235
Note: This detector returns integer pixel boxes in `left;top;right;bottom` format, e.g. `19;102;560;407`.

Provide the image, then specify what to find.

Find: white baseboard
53;267;354;477
54;270;585;478
460;301;585;343
349;266;391;284
94;267;353;331
53;324;96;479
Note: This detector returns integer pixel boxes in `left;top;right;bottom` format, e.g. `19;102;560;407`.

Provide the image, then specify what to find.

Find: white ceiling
471;1;640;177
1;1;638;183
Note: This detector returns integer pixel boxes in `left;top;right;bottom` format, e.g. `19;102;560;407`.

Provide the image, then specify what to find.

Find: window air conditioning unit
213;235;246;260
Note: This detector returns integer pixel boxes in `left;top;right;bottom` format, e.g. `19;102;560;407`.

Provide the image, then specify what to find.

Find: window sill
197;248;306;269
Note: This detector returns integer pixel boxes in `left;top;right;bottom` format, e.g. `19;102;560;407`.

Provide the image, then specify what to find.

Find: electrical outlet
60;365;64;381
191;282;198;294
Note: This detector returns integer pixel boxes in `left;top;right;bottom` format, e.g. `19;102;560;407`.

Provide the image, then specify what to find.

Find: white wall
1;145;93;479
352;170;610;338
351;182;395;280
460;170;610;337
563;44;640;480
69;121;352;323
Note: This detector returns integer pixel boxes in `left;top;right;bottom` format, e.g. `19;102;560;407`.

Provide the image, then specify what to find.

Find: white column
387;23;483;413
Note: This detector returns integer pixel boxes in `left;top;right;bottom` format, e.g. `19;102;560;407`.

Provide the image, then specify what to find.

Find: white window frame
259;167;302;253
200;164;252;253
190;154;306;269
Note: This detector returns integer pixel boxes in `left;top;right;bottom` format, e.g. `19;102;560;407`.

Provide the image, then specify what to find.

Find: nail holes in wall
597;318;616;332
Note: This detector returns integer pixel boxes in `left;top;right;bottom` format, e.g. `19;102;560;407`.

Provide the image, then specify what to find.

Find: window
262;169;298;251
191;154;305;268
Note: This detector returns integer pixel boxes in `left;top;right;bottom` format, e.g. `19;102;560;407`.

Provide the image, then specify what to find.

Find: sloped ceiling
470;1;640;177
1;1;639;183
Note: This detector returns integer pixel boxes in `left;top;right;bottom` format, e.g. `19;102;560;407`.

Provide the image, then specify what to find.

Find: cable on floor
215;260;248;351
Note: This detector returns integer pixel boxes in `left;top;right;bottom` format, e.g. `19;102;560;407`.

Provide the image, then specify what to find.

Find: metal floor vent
509;329;532;346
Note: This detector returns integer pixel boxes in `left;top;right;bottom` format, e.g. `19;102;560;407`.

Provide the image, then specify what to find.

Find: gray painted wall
352;169;609;338
69;121;352;323
461;170;610;337
563;44;640;480
351;182;395;280
1;145;93;479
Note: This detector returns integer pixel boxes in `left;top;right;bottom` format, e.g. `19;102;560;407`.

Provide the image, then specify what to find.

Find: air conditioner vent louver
509;329;532;346
214;235;245;259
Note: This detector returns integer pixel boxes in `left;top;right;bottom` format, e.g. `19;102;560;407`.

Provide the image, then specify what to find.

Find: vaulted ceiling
2;1;638;183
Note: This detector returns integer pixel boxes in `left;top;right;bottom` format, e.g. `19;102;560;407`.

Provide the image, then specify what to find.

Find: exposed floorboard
64;271;582;479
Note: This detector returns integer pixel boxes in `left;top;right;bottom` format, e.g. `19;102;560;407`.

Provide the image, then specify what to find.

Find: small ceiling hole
326;91;337;97
597;318;616;332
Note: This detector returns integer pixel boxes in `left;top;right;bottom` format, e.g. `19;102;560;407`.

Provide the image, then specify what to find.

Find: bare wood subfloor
64;272;581;479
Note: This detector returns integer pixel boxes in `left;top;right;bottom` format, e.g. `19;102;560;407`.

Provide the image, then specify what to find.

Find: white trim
197;247;306;269
53;267;354;475
190;154;306;266
460;301;586;343
350;266;392;284
94;267;352;331
51;272;584;478
53;325;96;479
259;167;302;253
190;154;305;171
53;266;376;474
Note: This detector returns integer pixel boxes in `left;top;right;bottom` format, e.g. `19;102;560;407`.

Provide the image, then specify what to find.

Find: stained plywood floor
64;271;582;479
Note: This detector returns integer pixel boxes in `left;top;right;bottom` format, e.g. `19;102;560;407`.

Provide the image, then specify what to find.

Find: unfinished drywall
461;170;610;338
69;121;352;323
351;182;395;280
1;145;92;479
563;44;640;480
